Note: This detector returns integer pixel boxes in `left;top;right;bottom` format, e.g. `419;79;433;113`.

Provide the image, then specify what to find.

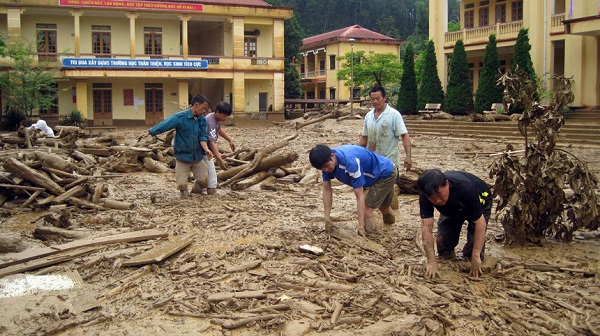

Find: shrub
1;106;26;131
60;110;85;128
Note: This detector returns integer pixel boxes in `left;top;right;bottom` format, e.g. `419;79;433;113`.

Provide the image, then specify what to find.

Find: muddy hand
425;261;441;278
356;225;367;238
469;256;483;278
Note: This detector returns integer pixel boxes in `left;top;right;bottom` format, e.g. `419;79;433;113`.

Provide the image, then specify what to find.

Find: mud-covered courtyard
0;116;599;335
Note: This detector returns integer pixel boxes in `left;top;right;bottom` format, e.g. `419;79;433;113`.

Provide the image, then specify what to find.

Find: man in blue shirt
417;169;492;278
309;144;397;237
143;95;213;197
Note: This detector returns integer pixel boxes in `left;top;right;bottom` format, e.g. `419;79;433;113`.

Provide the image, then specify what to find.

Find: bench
83;126;116;137
418;103;442;119
483;103;505;115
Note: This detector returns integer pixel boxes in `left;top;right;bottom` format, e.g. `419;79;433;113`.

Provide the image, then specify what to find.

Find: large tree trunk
217;152;298;181
3;158;65;195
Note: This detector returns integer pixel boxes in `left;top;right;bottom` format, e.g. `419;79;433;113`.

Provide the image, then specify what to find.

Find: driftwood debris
122;234;195;267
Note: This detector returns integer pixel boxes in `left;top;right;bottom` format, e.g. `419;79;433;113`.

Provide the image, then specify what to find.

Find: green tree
475;35;503;113
375;16;400;39
417;40;444;110
266;0;304;99
336;51;402;99
397;43;418;114
511;28;538;103
0;37;62;117
445;40;473;115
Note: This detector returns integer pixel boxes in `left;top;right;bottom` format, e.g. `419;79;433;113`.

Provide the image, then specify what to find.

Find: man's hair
417;169;447;197
309;144;332;169
191;95;209;106
369;85;386;98
215;101;233;116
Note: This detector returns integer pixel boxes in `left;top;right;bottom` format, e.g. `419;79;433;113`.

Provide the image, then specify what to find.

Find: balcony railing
551;13;565;34
445;21;523;47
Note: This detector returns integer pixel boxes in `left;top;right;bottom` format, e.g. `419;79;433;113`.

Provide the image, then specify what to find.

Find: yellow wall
79;17;130;55
430;0;600;107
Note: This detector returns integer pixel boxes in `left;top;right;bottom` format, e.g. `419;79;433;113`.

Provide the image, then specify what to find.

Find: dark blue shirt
148;109;208;163
322;145;394;189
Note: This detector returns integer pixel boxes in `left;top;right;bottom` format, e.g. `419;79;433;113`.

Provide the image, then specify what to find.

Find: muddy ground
0;115;599;336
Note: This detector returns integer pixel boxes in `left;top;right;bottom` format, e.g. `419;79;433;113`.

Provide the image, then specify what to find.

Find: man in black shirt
417;169;492;278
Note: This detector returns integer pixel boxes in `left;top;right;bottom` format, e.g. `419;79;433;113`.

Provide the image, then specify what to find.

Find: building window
144;27;162;56
92;25;111;57
40;84;59;116
244;37;257;57
36;24;57;62
93;83;112;114
329;55;336;70
329;88;336;99
479;7;489;26
300;63;305;74
145;83;164;113
464;10;475;29
495;4;506;23
511;1;523;21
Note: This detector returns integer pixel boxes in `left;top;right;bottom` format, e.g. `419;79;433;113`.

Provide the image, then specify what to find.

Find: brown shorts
365;166;397;209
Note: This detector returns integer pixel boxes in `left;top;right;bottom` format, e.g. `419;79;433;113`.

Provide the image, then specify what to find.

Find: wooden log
3;157;65;195
207;290;269;302
232;171;271;190
93;183;106;204
63;177;88;190
22;190;42;207
259;176;278;190
100;199;134;210
212;314;282;330
331;300;343;325
225;260;262;273
52;185;86;204
24;127;32;149
295;111;336;130
67;197;104;209
34;151;80;173
142;156;171;173
217;152;298;181
33;226;90;241
72;149;97;165
54;125;81;134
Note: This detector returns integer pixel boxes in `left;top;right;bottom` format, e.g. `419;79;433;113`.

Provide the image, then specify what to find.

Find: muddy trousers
436;200;492;260
175;159;208;192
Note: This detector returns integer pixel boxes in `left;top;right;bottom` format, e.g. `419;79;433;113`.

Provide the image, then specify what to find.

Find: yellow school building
429;0;600;107
297;25;402;105
0;0;293;126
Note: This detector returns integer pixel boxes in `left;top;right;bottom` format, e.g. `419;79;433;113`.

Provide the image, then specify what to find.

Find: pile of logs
0;125;309;209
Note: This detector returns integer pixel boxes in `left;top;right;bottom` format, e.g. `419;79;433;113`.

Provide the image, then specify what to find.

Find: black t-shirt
419;171;491;222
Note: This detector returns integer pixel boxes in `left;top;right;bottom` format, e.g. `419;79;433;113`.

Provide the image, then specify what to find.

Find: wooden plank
0;184;45;191
122;234;195;267
0;247;99;277
0;229;168;269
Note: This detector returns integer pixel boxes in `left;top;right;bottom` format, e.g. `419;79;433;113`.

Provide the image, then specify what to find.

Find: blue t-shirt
148;109;208;163
322;145;394;189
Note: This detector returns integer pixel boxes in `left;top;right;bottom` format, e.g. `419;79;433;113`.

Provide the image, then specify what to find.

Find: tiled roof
302;25;399;48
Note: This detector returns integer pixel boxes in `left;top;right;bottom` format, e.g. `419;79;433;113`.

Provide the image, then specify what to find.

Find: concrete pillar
429;0;449;89
232;17;244;57
71;10;82;57
273;19;285;58
127;12;137;58
273;72;284;111
178;79;189;109
6;7;22;41
233;72;245;113
76;79;89;120
179;15;189;59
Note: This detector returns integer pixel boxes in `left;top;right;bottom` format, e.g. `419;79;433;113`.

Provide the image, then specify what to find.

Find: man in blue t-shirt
417;169;492;278
142;95;213;197
309;144;398;237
